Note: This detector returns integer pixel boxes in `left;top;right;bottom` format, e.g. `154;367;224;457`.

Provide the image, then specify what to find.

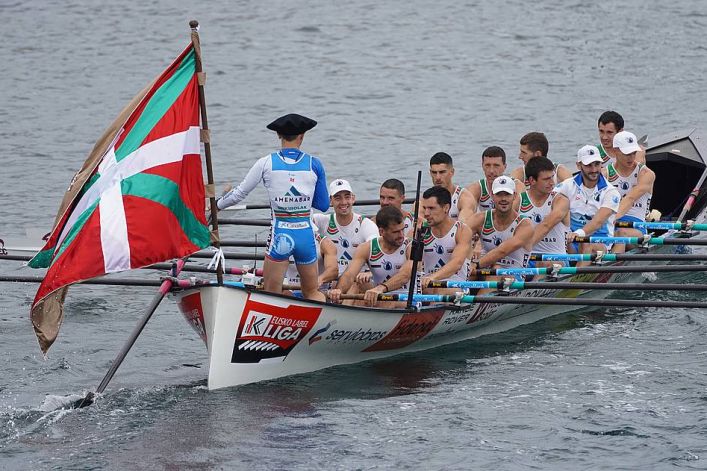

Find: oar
529;253;707;262
73;260;187;408
614;220;707;232
429;279;707;292
339;292;707;309
0;255;264;276
470;264;707;276
574;235;707;246
217;198;416;211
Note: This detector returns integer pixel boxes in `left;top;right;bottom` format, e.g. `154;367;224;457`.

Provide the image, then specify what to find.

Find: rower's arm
556;164;572;182
510;167;524;182
318;238;339;286
217;157;266;210
427;225;473;281
512;179;525;211
333;242;370;294
311;157;330;212
581;207;615;236
457;191;478;226
465;182;481;208
479;219;532;268
532;194;569;246
616;168;656;219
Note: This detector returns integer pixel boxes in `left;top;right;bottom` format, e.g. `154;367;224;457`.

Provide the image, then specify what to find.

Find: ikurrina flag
29;44;210;354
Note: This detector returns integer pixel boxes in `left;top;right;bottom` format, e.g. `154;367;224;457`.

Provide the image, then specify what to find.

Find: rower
608;130;656;253
217;113;328;301
284;226;338;297
375;178;414;234
558;145;621;262
328;206;412;307
467;176;533;277
312;178;378;277
419;186;473;292
511;132;571;188
428;152;477;221
466;146;524;215
597;111;646;166
520;157;570;267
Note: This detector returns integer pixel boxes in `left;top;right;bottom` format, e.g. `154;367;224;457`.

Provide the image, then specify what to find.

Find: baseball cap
329;178;353;196
577;145;603;165
613;131;641;154
492;176;515;195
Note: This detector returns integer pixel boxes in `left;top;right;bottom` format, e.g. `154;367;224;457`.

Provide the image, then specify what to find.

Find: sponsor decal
324;327;388;344
308;320;335;345
363;310;444;351
231;295;322;363
177;293;207;343
467;302;496;324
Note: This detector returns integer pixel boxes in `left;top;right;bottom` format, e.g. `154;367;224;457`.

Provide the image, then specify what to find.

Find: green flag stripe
115;50;196;162
120;172;210;248
49;199;101;268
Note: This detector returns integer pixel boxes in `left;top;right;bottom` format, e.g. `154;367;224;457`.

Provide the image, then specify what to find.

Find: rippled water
2;0;707;469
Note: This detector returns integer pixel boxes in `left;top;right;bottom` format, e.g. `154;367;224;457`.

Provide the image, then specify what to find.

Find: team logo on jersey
383;260;394;271
435;244;445;255
594;193;601;202
533;213;542;224
271;233;295;256
620;181;630;191
612;195;620;205
341;238;350;248
492;235;502;247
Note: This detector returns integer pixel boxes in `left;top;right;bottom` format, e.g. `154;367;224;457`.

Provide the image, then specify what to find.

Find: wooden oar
73;259;187;408
339;292;707;309
529;253;707;262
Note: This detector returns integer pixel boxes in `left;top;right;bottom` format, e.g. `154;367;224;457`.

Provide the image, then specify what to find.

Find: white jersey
519;191;568;254
607;162;652;221
312;212;378;275
479;210;530;268
449;185;464;219
368;237;410;286
556;174;621;237
422;221;470;280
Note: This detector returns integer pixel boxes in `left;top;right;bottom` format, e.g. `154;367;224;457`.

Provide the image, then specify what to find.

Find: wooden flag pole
190;20;223;285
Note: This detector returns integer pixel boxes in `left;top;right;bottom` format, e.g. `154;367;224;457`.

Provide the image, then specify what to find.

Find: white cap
329;178;353;196
492;175;515;195
613;131;641;154
577;145;603;165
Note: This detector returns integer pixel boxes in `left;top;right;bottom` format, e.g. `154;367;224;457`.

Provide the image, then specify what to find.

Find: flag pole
190;19;223;285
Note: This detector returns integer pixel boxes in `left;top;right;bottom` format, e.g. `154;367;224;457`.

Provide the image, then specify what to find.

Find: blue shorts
617;215;647;235
266;219;317;265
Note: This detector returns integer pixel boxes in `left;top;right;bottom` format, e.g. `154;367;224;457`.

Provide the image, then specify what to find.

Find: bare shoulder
510;166;524;180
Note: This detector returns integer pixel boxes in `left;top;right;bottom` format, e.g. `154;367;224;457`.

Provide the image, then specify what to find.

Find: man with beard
557;145;621;259
328;206;412;307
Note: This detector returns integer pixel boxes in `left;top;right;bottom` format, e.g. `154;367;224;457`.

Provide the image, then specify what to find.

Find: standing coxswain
217;114;329;301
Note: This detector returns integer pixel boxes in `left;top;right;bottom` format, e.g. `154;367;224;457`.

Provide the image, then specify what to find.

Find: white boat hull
175;269;635;390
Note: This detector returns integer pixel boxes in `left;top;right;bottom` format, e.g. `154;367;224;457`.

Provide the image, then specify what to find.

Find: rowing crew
216;111;653;305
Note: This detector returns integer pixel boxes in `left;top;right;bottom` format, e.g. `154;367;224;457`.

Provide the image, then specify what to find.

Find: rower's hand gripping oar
73;259;187;408
406;171;424;310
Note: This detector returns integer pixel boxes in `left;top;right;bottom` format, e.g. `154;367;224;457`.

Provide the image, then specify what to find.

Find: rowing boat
173;129;707;390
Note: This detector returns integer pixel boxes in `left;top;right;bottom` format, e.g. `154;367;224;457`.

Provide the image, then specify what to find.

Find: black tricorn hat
266;113;317;135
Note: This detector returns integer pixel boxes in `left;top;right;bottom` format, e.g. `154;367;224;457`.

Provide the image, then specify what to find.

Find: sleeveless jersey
477;179;494;212
313;212;378;275
449;185;464;219
607;162;652;221
422;221;470;280
519;191;568;254
598;143;613;167
555;173;621;237
368;237;410;286
480;210;530;268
